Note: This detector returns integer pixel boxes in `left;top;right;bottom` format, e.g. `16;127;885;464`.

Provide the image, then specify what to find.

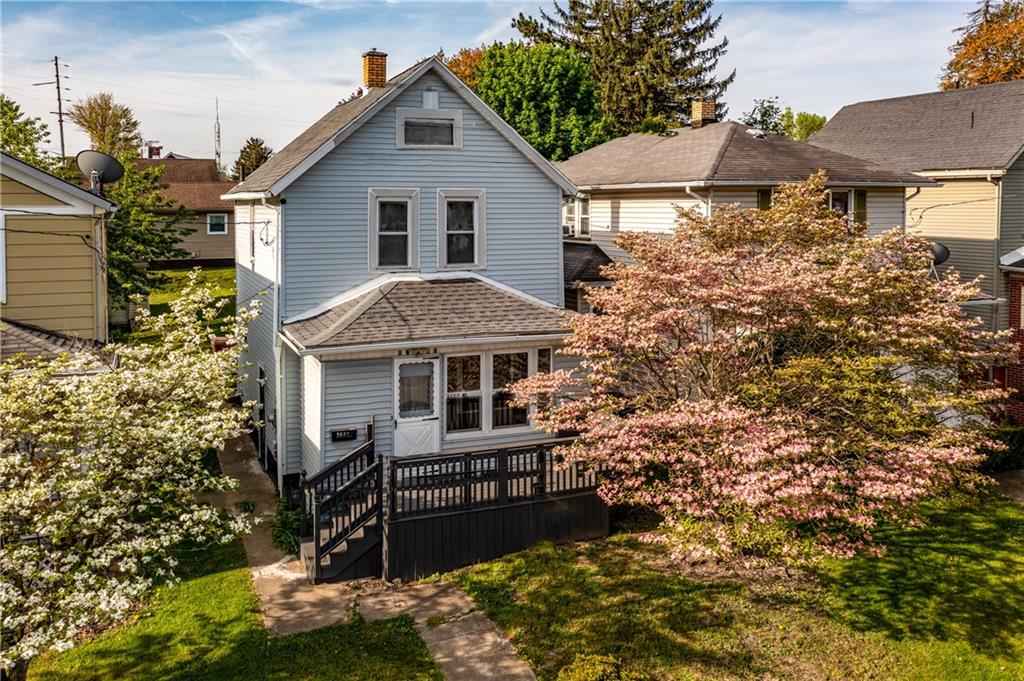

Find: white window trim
368;187;420;273
437;188;486;270
396;107;464;150
562;195;591;238
443;348;548;441
206;213;229;235
828;189;854;227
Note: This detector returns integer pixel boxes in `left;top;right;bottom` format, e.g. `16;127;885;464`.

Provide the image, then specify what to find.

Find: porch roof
282;277;569;352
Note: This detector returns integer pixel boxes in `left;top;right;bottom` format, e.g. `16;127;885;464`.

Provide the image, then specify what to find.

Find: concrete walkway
211;434;535;681
993;469;1024;504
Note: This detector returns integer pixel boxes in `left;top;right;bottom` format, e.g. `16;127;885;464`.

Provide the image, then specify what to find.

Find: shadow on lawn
460;538;762;679
819;494;1024;660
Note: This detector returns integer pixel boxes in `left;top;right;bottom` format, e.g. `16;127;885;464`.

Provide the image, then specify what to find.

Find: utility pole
32;56;68;158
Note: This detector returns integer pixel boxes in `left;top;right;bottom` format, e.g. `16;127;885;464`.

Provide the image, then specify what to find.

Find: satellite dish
931;242;950;266
76;150;124;192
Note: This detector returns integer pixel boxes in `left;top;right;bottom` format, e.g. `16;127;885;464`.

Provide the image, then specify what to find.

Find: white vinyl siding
301;354;322;476
322;359;394;467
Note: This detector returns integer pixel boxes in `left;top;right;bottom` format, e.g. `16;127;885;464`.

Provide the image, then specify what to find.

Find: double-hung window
828;189;868;228
438;188;485;269
369;188;419;271
562;196;590;238
397;108;463;149
443;348;553;436
207;213;228;235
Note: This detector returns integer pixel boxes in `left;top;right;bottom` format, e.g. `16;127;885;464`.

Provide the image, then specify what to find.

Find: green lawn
453;494;1024;680
29;540;442;681
116;266;237;343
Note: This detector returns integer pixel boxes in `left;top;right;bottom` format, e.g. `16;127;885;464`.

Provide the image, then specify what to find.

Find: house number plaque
331;428;358;442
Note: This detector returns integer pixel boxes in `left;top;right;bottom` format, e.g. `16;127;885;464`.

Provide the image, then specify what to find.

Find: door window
398;362;434;418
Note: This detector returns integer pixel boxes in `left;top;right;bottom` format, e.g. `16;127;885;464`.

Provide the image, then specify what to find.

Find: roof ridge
840;79;1024;108
305;281;397;347
706;123;739;181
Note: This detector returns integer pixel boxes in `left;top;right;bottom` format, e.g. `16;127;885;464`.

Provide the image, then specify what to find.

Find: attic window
396;107;463;149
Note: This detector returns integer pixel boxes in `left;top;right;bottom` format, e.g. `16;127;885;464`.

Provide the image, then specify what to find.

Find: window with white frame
828;189;868;227
369;188;419;271
443;348;553;436
396;107;463;149
207;213;228;235
439;188;485;269
562;196;590;238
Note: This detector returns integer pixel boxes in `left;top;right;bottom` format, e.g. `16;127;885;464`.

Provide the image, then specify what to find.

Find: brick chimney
362;49;388;89
145;143;162;159
691;98;716;129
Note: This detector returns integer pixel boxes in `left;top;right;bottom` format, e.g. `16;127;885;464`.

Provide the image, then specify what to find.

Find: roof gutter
221;191;274;201
684;184;710;216
580;179;935;191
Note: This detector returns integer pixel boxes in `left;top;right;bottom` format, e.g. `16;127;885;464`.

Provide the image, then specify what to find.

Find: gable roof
135;158;224;182
563;240;613;286
282;273;568;352
226;56;577;198
555;121;932;189
132;158;234;212
1;152;115;211
810;80;1024;172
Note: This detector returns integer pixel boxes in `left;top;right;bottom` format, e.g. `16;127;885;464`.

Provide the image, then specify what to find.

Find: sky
1;1;974;167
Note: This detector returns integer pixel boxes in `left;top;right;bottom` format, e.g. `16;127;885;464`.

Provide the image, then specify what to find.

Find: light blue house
223;51;579;491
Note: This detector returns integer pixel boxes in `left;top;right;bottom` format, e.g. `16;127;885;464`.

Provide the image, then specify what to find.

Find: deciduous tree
441;46;487;89
231;136;273;181
514;173;1010;565
67;92;143;157
941;0;1024;89
473;42;610;161
0;276;257;681
514;0;735;133
781;108;827;141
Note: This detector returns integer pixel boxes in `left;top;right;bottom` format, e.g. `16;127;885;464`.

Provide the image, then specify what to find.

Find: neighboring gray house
555;102;933;266
223;51;577;491
811;80;1024;331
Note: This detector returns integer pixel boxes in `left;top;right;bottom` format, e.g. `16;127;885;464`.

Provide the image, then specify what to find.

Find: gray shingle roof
228;60;428;195
810;80;1024;172
0;319;106;362
563;240;613;286
283;278;568;351
555;121;931;188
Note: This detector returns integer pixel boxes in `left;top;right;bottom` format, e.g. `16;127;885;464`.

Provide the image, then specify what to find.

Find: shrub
270;498;302;555
981;425;1024;473
556;654;653;681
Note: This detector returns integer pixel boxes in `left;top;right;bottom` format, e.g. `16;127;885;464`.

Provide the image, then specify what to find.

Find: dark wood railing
301;420;381;582
387;438;597;520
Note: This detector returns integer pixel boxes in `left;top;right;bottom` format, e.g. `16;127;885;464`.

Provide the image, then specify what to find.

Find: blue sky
1;1;972;166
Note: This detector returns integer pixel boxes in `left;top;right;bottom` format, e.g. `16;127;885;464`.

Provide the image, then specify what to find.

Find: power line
29;56;70;157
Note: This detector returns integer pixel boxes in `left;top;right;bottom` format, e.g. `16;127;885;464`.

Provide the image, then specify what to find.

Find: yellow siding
2;215;105;340
906;178;999;239
590;189;705;260
0;174;69;206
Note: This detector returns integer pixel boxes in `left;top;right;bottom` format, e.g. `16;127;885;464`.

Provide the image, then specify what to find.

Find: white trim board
1;153;115;211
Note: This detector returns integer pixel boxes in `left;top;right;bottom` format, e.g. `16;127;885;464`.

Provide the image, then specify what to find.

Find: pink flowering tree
0;274;258;680
515;173;1011;564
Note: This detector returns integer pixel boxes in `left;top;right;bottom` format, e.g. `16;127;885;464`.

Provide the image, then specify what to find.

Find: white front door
393;357;441;457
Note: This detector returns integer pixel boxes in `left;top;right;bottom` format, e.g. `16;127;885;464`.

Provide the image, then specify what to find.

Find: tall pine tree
231;137;273;181
514;0;735;133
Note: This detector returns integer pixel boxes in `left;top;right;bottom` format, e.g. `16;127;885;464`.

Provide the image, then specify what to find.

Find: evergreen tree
0;94;61;173
231;137;273;181
940;0;1024;89
67;92;143;157
514;0;735;133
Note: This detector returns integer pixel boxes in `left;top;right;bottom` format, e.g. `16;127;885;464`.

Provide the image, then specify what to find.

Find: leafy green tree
514;0;735;133
67;92;143;157
941;0;1024;89
105;156;193;304
230;136;273;181
781;108;827;141
474;42;610;161
0;94;61;173
740;97;786;135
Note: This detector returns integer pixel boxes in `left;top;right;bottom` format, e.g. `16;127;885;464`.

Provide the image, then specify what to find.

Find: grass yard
115;266;237;343
454;493;1024;681
29;540;442;681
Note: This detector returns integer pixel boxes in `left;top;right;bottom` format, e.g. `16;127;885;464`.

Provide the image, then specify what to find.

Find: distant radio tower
214;99;222;169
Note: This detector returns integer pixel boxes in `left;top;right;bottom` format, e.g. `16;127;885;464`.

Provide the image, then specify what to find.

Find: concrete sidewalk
211;434;535;681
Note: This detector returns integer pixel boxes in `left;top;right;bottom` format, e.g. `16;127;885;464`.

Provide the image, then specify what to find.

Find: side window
562;198;575;236
492;352;529;428
446;354;482;432
369;188;419;271
757;188;773;211
207;213;228;235
438;189;485;269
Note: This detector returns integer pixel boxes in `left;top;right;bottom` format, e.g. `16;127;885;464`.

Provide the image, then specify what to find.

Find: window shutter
757;189;772;211
854;190;868;224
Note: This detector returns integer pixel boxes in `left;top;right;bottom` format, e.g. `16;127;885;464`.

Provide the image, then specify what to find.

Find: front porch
299;425;607;584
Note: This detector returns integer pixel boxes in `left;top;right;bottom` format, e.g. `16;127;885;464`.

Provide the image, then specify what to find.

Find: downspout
904;187;921;233
684;184;710;218
266;196;286;494
991;173;1002;335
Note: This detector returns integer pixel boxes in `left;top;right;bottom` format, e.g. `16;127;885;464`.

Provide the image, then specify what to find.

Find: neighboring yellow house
811;80;1024;331
1;152;114;349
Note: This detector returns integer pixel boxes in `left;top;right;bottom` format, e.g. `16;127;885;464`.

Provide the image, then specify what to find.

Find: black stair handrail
301;419;382;583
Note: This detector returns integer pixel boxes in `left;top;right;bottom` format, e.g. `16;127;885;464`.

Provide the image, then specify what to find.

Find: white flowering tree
0;274;258;680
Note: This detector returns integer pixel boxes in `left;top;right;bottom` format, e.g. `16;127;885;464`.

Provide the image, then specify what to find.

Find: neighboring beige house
555;101;933;270
810;79;1024;331
135;157;236;265
1;152;114;350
